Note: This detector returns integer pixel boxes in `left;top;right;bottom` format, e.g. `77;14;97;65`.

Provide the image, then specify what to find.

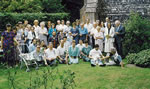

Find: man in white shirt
63;36;70;51
57;40;68;64
84;19;93;33
89;44;106;67
44;43;57;66
56;20;63;33
76;40;85;58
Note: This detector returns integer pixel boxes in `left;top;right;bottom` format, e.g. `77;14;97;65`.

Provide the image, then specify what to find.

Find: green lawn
0;60;150;89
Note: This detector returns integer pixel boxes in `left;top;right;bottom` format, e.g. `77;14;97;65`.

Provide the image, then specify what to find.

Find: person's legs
91;59;96;67
72;57;79;64
98;59;106;67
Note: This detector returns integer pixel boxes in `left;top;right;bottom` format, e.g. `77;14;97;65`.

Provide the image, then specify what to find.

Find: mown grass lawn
0;60;150;89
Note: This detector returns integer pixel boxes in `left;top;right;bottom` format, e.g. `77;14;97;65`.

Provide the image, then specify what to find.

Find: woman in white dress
94;26;104;51
104;22;115;56
39;22;48;45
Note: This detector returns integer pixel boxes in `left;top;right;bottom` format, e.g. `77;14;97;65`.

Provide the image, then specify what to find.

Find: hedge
126;49;150;68
0;13;70;31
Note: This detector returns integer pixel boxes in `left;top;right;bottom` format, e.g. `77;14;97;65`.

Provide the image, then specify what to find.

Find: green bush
0;13;70;31
123;12;150;56
126;49;150;67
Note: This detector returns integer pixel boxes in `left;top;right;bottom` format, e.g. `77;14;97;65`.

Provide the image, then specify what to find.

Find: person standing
104;22;115;58
1;24;19;67
114;20;125;57
70;22;79;44
79;23;88;41
39;22;48;45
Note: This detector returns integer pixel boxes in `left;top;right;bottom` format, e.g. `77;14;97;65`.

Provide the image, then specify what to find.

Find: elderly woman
39;21;48;45
1;24;19;67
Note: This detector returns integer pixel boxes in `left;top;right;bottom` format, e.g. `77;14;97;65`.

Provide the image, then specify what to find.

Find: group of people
0;17;125;68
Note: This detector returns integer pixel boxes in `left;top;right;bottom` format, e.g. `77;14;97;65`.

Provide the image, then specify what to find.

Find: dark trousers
115;41;123;57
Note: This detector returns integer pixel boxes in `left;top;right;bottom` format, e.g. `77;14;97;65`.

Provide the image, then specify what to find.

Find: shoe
91;64;96;67
99;64;106;67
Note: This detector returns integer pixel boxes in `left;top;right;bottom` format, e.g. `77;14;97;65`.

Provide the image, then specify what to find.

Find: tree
0;0;43;13
41;0;65;13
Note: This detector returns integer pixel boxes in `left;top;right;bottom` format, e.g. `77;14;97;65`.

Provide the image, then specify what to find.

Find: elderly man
57;40;68;64
114;20;125;57
44;43;57;66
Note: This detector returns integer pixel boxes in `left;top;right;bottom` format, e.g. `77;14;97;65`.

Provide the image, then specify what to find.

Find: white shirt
33;25;40;39
64;41;70;51
27;31;34;40
57;46;66;56
56;24;62;31
89;49;102;60
84;23;93;33
90;27;97;35
94;30;104;40
77;44;85;51
45;48;57;59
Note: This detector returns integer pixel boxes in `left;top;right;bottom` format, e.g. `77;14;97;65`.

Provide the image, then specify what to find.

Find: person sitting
57;40;68;64
104;47;124;68
49;31;58;48
67;32;73;45
63;36;70;51
32;45;43;66
76;40;85;58
29;38;37;53
68;40;80;64
81;40;92;62
44;42;57;66
89;44;106;67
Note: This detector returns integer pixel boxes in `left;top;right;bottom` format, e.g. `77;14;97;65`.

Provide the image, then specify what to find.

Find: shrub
0;13;70;31
126;49;150;67
123;12;150;56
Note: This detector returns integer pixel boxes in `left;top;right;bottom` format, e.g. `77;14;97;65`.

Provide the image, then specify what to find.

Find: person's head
72;22;76;28
47;21;51;25
107;22;111;29
57;20;61;25
106;17;110;22
69;32;72;36
40;21;45;28
93;22;97;28
87;19;90;24
60;40;64;47
110;47;117;54
63;36;67;42
79;40;83;45
6;24;12;31
24;20;28;25
52;23;55;28
80;23;84;28
115;20;120;27
52;31;56;36
96;20;100;25
41;40;45;46
32;38;37;45
100;21;104;27
27;24;32;31
95;44;99;51
72;40;76;47
34;20;39;26
66;21;70;26
62;20;65;25
18;21;23;28
12;26;17;33
49;42;53;49
36;45;41;52
31;27;35;32
36;40;41;46
42;45;47;50
84;40;88;46
97;26;101;32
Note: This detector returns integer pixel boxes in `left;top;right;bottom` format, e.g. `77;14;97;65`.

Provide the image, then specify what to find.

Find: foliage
7;66;76;89
0;13;70;30
123;12;150;56
126;49;150;67
0;0;43;13
41;0;65;13
0;0;65;13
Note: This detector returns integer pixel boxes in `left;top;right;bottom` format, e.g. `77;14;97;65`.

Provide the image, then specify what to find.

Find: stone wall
80;0;150;22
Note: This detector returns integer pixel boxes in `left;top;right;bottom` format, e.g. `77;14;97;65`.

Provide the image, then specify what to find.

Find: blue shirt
48;28;57;37
79;27;88;35
29;44;36;53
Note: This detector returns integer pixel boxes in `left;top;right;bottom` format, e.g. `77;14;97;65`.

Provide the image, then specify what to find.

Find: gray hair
40;21;45;26
115;20;120;25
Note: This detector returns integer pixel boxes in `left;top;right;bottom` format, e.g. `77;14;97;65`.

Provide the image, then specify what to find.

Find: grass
0;60;150;89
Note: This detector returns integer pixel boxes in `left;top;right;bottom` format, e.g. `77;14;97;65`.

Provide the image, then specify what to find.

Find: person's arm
43;52;48;65
1;36;4;49
13;37;19;45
